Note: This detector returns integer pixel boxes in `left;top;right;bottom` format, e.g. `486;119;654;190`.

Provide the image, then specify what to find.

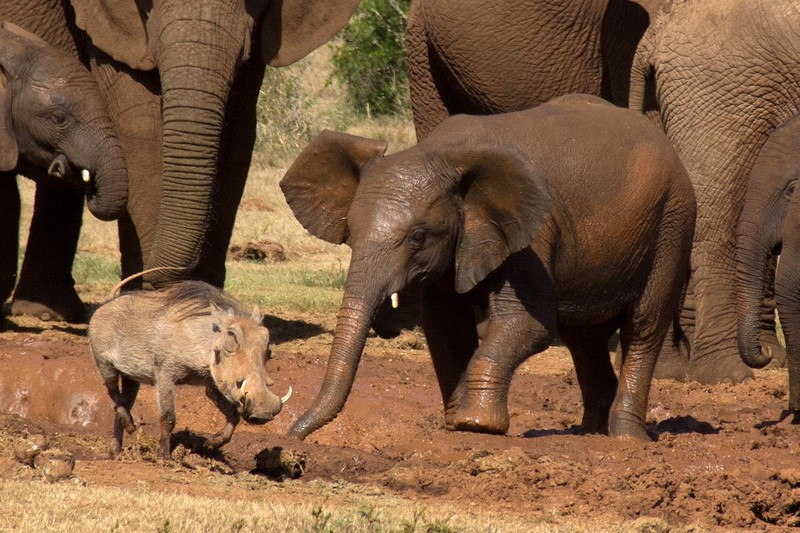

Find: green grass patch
225;261;346;314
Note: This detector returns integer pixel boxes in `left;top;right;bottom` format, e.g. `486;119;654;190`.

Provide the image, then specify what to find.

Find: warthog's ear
222;324;242;354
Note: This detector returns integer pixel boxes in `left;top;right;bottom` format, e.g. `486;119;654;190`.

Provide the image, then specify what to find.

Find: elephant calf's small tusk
81;169;91;183
281;386;293;404
391;292;399;309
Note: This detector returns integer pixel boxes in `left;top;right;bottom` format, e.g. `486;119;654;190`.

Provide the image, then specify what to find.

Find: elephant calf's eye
407;228;427;249
51;111;68;126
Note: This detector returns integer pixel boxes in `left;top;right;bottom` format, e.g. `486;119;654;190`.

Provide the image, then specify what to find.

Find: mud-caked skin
0;22;128;322
89;281;289;460
281;94;696;441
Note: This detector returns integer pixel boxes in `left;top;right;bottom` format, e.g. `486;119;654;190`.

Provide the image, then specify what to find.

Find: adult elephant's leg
420;284;479;428
0;175;20;312
12;181;84;322
560;323;620;435
194;54;266;287
406;0;457;140
90;52;163;288
687;170;755;383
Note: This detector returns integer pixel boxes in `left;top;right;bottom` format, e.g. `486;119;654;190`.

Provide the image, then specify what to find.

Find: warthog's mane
159;281;251;322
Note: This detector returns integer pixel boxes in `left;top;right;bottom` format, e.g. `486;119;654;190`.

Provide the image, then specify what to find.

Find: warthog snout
238;381;293;424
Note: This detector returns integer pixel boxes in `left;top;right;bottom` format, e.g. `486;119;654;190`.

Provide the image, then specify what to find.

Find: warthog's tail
107;265;192;299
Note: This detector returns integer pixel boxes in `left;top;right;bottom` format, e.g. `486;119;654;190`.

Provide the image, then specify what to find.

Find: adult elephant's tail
628;16;659;120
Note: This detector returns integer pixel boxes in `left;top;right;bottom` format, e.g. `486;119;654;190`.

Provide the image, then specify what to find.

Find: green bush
255;66;316;160
331;0;411;117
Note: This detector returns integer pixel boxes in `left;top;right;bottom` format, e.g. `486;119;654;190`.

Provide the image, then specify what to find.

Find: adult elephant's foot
608;410;650;441
11;286;85;323
449;389;509;434
687;351;754;384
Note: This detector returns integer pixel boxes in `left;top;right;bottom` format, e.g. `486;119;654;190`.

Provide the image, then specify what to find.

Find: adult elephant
5;0;359;320
406;0;663;139
629;0;800;383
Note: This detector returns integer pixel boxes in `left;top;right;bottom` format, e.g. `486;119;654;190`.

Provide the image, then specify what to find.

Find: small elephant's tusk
391;292;399;309
81;169;91;183
281;386;293;404
238;379;247;392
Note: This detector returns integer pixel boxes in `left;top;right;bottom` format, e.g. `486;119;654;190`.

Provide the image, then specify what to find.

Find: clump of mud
2;414;75;482
253;446;307;480
228;240;287;263
116;429;235;474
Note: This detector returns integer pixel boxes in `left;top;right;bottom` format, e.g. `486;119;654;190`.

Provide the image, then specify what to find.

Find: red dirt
1;309;799;530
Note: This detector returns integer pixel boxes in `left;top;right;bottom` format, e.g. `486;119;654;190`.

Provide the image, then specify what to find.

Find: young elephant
282;93;696;441
736;115;800;419
89;281;292;460
0;21;128;321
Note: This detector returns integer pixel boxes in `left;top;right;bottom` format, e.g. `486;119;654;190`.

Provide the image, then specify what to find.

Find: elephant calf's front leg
454;313;552;434
453;266;555;434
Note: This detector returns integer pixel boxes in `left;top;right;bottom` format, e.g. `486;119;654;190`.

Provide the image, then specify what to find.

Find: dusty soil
1;308;799;531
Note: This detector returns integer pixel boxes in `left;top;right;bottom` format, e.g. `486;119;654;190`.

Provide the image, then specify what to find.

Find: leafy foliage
331;0;411;117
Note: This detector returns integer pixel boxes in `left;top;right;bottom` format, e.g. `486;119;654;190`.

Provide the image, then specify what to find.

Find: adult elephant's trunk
82;124;128;221
145;0;252;285
289;256;389;439
736;192;785;368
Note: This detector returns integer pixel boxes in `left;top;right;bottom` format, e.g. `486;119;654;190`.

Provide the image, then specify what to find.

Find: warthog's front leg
205;385;240;448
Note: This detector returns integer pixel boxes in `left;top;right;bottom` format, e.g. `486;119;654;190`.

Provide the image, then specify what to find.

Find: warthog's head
209;305;291;424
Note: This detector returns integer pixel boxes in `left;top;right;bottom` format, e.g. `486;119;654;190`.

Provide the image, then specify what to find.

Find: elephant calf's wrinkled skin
281;94;696;441
736;115;800;420
0;21;128;321
89;281;290;460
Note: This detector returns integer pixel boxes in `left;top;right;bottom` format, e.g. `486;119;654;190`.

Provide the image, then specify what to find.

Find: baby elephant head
209;305;291;424
0;22;128;221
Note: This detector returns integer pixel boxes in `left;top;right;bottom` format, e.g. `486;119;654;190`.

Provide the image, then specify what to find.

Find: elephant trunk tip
737;337;773;369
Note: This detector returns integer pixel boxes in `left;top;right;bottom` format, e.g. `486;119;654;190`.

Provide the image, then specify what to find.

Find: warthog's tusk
81;169;91;183
391;292;399;309
281;386;293;404
238;379;247;391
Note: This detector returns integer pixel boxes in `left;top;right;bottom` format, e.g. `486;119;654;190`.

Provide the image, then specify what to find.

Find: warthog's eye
236;380;246;391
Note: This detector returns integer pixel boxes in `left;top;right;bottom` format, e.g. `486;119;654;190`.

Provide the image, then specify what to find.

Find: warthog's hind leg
103;373;140;457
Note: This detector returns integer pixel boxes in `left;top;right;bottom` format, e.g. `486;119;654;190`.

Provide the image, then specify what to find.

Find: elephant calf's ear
453;147;551;294
280;130;388;245
0;73;18;172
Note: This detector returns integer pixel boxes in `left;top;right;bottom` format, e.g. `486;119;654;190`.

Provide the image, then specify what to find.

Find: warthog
89;280;291;460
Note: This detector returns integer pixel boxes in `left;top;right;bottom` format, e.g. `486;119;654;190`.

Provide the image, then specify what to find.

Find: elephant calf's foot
687;351;754;384
449;392;510;434
11;289;85;323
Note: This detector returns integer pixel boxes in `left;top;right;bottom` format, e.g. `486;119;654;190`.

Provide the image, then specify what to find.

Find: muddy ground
0;307;799;531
